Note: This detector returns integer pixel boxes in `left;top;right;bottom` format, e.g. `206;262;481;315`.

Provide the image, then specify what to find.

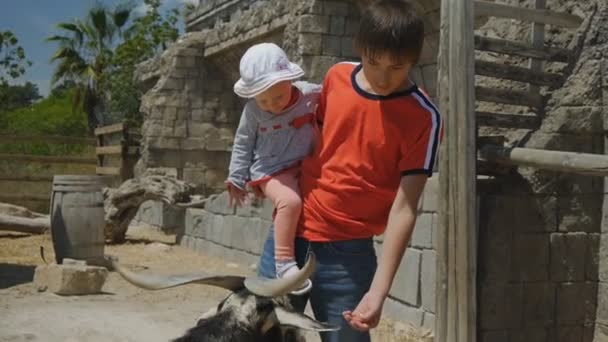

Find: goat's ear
274;307;340;332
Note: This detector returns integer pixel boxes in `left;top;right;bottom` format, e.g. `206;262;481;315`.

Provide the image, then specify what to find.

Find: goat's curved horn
244;253;315;297
111;260;245;292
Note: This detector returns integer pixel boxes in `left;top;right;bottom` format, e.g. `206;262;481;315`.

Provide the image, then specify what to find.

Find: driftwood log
0;203;50;234
0;176;207;242
103;175;209;243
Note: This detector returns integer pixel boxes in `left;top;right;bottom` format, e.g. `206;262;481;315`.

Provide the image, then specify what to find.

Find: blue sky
1;0;197;96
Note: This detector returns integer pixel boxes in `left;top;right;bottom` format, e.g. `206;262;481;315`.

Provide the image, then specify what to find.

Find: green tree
0;81;42;113
0;30;32;84
108;0;181;126
47;3;131;134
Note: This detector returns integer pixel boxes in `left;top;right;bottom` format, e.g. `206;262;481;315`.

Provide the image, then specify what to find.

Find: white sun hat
233;43;305;98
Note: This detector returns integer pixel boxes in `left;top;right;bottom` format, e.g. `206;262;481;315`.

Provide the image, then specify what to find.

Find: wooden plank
0;175;54;182
477;111;541;129
0;134;96;145
94;123;125;136
479;145;608;177
0;194;49;202
0;153;97;164
474;0;583;28
474;35;572;63
475;60;562;87
529;0;546;98
96;166;121;175
437;0;477;340
476;86;543;108
96;145;123;155
435;0;450;339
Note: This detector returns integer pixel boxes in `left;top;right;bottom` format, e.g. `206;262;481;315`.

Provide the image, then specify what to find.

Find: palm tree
47;4;130;134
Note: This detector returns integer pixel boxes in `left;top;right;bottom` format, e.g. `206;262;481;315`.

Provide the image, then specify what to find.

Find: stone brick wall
477;3;608;341
178;176;439;326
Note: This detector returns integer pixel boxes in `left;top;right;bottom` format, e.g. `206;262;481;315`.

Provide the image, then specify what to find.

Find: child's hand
226;181;247;207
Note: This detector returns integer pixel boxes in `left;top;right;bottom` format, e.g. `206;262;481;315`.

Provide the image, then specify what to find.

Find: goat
112;253;338;341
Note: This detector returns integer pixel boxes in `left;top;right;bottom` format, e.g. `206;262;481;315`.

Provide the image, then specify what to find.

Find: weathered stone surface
480;330;509;342
330;16;345;35
33;263;108;295
511;233;549;281
420;250;435;312
523;283;556;328
411;213;433;248
323;1;349;16
509;328;548;342
298;14;330;34
557;194;603;233
185;208;214;239
556;282;597;325
550;232;587;282
587;233;600;281
322;35;341;56
598;283;608;326
391;248;421;306
383;297;424;326
298;33;323;56
479;283;523;329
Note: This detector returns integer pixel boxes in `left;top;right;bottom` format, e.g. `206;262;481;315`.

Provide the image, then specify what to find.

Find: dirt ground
0;226;432;342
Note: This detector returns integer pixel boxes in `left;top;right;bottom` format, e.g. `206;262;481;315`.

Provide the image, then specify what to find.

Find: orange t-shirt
298;62;442;241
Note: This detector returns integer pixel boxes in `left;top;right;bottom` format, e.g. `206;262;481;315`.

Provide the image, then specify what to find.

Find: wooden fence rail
94;122;140;182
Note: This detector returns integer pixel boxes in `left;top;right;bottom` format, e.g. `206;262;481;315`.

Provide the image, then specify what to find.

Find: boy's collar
350;64;417;101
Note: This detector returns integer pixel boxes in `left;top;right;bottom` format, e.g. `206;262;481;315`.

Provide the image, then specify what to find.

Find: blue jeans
258;227;377;342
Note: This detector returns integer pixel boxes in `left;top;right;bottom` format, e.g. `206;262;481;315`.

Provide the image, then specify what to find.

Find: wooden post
529;0;546;100
436;0;477;341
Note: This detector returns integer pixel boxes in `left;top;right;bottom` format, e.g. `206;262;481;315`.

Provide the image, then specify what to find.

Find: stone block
420;177;438;212
410;66;424;86
235;196;266;218
556;282;597;324
557;194;602;233
33;263;108;295
298;14;330;34
523;283;556;328
301;55;343;83
420;250;435;312
340;36;356;58
204;168;227;193
550;233;587;282
322;35;341;56
188;122;216;138
205;127;234;152
136;200;163;227
298;33;323;55
422;312;435;331
587;233;600;281
511;233;549;282
185;208;214;239
390;248;421;306
480;331;509;342
484;195;557;233
383;298;424;326
419;33;439;66
345;17;358;35
509;328;548;342
205;191;236;215
330;16;345;35
479;283;523;329
421;64;438;97
174;56;197;68
555;327;584;342
600;234;608;283
598;283;608;326
544;106;603;134
411;213;433;248
323;1;349;16
478;227;511;282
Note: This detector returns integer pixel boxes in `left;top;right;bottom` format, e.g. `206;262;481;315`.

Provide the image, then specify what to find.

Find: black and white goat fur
112;253;337;342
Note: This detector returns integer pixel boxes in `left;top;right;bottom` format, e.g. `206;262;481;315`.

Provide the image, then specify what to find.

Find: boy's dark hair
354;0;425;65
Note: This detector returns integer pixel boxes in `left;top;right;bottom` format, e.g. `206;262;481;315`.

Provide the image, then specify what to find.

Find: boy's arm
344;173;427;331
227;106;256;190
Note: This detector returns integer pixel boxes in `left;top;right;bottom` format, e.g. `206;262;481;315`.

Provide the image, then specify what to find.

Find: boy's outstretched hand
343;291;385;331
225;181;247;207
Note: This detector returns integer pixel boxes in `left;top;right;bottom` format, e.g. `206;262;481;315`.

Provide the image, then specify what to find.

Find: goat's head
111;253;338;342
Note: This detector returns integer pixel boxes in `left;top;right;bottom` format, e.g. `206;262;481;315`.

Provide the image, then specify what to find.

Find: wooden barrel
50;175;112;264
